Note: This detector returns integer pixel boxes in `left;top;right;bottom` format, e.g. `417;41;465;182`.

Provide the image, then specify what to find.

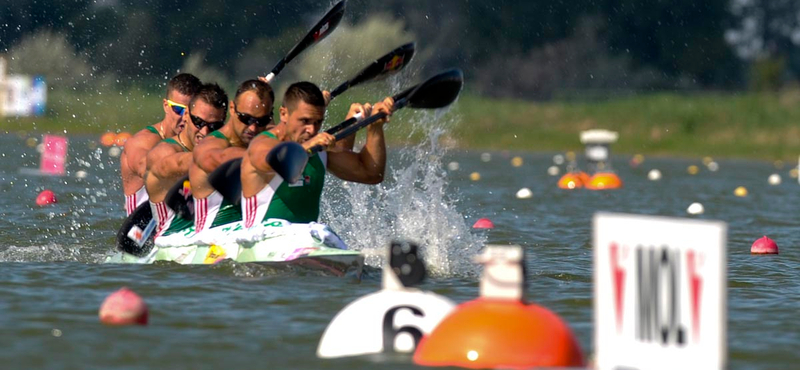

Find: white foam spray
320;108;484;278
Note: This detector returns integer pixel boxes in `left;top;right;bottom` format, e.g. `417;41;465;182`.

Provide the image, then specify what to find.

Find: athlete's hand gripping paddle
268;68;465;183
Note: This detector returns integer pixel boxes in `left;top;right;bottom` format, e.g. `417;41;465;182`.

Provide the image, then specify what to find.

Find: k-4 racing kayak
105;219;364;278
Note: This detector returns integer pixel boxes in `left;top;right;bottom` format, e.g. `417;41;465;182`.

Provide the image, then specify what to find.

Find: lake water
0;133;798;369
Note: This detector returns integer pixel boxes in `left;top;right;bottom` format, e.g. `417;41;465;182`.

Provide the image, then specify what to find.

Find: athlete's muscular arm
193;137;230;173
122;135;155;177
327;98;392;184
247;134;281;174
220;146;247;163
147;143;193;180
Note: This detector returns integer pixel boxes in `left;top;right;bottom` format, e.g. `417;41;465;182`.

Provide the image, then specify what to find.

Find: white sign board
593;212;726;370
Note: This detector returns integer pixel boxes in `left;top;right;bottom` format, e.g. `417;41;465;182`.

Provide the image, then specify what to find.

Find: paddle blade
272;0;346;75
208;158;243;207
331;42;416;98
164;175;193;220
405;68;464;109
116;202;156;257
267;142;309;184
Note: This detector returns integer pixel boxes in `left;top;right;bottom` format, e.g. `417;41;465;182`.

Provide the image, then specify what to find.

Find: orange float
114;132;132;147
100;132;116;147
413;298;585;369
557;172;587;189
585;172;623;190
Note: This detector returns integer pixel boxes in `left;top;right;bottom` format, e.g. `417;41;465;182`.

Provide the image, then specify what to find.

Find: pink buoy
36;190;57;206
99;287;149;326
473;218;495;229
751;236;779;255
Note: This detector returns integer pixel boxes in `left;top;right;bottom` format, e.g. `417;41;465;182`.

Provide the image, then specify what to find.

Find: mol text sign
593;212;726;370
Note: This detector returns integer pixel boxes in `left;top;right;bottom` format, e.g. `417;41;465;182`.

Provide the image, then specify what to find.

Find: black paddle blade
273;0;346;75
267;142;309;184
116;202;156;257
208;158;243;207
331;42;416;98
390;241;426;287
164;175;193;220
405;68;464;109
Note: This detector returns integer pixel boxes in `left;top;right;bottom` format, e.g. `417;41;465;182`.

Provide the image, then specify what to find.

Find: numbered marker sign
317;290;455;358
593;212;726;370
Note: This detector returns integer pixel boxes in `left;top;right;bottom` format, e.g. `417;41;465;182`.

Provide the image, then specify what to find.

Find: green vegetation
4;88;800;161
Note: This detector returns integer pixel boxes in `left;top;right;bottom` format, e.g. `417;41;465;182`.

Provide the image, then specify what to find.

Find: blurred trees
2;0;798;99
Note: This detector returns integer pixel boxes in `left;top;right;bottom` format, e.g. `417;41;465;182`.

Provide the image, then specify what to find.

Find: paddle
269;68;464;183
163;175;193;220
263;0;346;83
116;202;156;257
207;45;417;207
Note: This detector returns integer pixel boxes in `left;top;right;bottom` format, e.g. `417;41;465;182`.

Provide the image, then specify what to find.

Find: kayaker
145;83;228;237
240;81;393;227
120;73;201;215
189;79;275;233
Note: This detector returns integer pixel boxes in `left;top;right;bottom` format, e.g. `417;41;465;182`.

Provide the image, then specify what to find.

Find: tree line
1;0;798;99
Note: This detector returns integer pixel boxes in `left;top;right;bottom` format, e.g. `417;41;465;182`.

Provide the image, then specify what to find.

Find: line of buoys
36;190;57;206
99;287;148;326
751;236;779;254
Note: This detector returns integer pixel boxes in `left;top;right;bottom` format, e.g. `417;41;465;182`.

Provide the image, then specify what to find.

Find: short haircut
234;79;275;105
190;83;228;113
282;81;325;111
166;73;201;98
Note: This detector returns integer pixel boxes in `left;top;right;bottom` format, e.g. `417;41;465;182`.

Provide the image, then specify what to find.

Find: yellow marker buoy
511;156;523;167
702;156;713;166
790;168;798;178
734;186;748;197
565;151;576;162
557;172;584;189
25;137;38;147
687;165;699;175
470;172;481;181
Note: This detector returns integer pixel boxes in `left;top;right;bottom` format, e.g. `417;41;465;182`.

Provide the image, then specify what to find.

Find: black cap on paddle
267;141;309;184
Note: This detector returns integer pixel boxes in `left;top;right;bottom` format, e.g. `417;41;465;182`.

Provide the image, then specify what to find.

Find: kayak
105;218;364;278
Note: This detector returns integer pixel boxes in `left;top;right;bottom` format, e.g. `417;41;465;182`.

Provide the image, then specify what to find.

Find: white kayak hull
105;219;364;277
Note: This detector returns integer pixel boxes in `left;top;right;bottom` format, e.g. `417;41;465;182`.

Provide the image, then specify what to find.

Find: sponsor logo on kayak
313;22;330;40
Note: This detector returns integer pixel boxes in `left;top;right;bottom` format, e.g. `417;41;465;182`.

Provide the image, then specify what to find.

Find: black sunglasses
235;109;273;128
189;113;225;132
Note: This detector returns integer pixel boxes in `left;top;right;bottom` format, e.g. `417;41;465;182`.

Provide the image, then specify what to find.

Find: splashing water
321;107;484;278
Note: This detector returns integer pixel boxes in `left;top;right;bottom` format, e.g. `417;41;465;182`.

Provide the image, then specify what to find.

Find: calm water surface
0;134;798;369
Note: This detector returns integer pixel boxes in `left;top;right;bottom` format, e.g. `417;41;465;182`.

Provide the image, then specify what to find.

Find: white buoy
768;173;781;185
447;161;460;171
36;143;45;154
515;188;533;199
108;146;122;157
480;153;492;162
707;161;719;172
317;242;455;358
687;202;704;215
647;169;662;181
547;166;560;176
75;170;88;179
553;154;565;165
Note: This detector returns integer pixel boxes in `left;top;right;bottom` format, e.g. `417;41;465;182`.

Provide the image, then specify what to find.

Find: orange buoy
114;132;132;147
585;172;623;190
751;236;779;255
472;218;495;229
557;172;585;189
414;298;585;369
100;132;116;147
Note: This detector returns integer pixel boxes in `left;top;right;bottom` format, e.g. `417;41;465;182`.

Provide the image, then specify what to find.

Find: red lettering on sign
687;250;702;342
611;242;626;332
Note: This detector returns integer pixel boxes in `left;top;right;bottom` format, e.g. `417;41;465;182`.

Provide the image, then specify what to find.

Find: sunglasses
235;109;273;127
189;113;225;132
166;99;187;116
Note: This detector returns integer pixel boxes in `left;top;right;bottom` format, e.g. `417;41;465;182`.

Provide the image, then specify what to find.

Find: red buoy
751;236;779;255
36;190;57;206
472;218;495;229
99;287;149;326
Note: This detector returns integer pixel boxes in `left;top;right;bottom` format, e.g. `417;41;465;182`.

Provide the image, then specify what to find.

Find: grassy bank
4;88;800;160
